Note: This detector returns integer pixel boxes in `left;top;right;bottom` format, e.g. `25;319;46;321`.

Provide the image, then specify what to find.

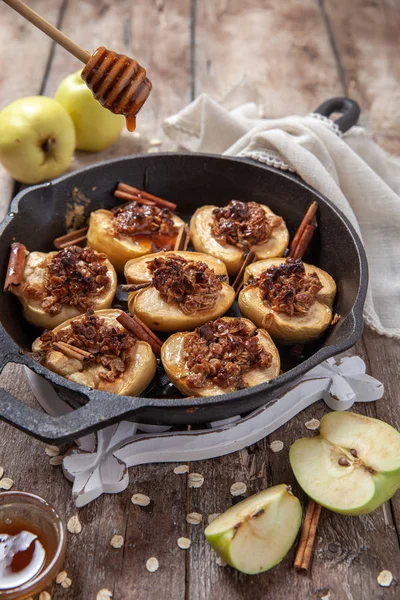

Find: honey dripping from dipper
81;46;152;132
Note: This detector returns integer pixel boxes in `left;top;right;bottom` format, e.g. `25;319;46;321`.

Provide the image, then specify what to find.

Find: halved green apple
87;208;185;272
239;258;336;345
11;249;117;330
190;205;289;276
32;309;156;395
290;411;400;515
205;484;302;574
161;317;280;396
124;250;228;284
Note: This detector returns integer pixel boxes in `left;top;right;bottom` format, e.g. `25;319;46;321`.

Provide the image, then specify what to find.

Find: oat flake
217;556;227;567
149;137;162;146
270;440;284;453
230;482;247;497
377;570;393;587
61;577;72;589
56;571;68;584
67;515;82;534
305;418;320;430
0;467;3;479
45;445;60;457
174;465;189;474
188;473;204;488
39;592;51;600
208;513;221;524
186;512;203;525
131;493;151;506
110;534;124;548
49;455;63;466
146;557;159;572
0;478;13;490
177;537;191;549
97;589;113;600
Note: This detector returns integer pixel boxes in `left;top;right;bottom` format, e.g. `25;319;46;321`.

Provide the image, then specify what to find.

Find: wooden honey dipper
3;0;152;132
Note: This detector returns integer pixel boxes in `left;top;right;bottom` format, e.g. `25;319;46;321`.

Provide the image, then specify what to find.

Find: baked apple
128;254;235;332
239;257;336;345
32;309;156;395
10;245;117;329
161;317;280;397
87;200;186;272
190;200;289;276
124;250;228;284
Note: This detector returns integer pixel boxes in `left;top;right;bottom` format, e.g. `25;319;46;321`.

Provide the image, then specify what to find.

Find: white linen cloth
164;87;400;339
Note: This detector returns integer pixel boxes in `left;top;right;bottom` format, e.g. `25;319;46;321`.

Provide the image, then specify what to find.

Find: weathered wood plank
0;0;64;219
324;0;400;154
194;0;343;116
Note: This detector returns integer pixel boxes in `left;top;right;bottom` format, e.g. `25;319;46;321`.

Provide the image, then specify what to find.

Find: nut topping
112;201;178;239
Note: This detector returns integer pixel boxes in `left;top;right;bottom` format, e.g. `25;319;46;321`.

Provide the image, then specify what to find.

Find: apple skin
0;96;75;184
55;70;124;152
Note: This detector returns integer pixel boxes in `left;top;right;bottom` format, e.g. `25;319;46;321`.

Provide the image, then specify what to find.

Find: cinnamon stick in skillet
232;250;256;297
117;312;163;356
54;227;88;249
288;201;318;259
52;341;93;361
114;190;156;206
117;183;177;211
174;224;190;251
4;242;27;291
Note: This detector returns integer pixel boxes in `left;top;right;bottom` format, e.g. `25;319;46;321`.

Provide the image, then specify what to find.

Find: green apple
290;411;400;515
55;70;124;152
205;484;302;574
0;96;75;184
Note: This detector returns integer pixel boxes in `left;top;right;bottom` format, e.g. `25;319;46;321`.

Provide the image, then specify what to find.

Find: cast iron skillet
0;97;367;443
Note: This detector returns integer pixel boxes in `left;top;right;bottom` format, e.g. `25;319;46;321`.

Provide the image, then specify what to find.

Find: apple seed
350;448;358;457
338;457;351;467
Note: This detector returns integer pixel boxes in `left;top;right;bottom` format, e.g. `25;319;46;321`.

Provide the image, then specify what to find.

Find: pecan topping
211;200;282;252
147;255;223;314
24;246;111;316
39;311;136;382
112;201;178;239
183;318;273;390
253;258;323;316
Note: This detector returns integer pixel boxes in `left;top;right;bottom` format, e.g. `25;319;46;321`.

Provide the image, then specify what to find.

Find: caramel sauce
81;47;152;132
132;232;177;253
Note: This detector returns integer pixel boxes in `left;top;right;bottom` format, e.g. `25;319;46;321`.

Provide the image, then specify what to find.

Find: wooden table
0;2;399;598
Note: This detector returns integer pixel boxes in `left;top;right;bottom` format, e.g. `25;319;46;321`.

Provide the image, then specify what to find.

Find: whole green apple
290;411;400;515
0;96;75;184
55;70;124;152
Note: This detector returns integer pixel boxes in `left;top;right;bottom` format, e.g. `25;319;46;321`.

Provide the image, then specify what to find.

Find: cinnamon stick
294;499;322;571
120;282;152;293
174;224;190;251
232;250;256;296
52;341;93;361
116;312;163;356
4;243;27;291
292;223;317;260
117;183;177;211
54;227;88;250
114;190;156;206
288;201;318;258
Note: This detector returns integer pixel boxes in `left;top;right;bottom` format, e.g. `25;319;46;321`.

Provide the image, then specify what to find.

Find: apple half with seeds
205;484;302;574
10;246;117;329
290;411;400;515
32;309;156;395
190;200;289;276
239;257;336;345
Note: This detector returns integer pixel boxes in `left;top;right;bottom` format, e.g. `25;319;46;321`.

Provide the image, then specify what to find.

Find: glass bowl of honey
0;491;66;599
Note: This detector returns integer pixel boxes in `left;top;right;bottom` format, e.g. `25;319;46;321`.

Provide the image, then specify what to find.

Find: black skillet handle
313;97;360;134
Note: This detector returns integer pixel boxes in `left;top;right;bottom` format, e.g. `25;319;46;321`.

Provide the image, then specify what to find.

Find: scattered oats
131;493;151;506
230;482;247;497
97;589;113;600
188;473;204;488
146;557;159;572
49;455;63;466
56;571;68;584
0;478;13;490
305;418;320;430
149;137;162;146
270;440;284;453
217;556;227;567
39;592;51;600
377;570;393;587
186;512;203;525
67;515;82;534
61;577;72;589
320;592;331;600
0;467;3;479
110;534;124;548
173;464;189;474
147;147;160;154
177;537;191;549
208;513;221;524
45;445;60;457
